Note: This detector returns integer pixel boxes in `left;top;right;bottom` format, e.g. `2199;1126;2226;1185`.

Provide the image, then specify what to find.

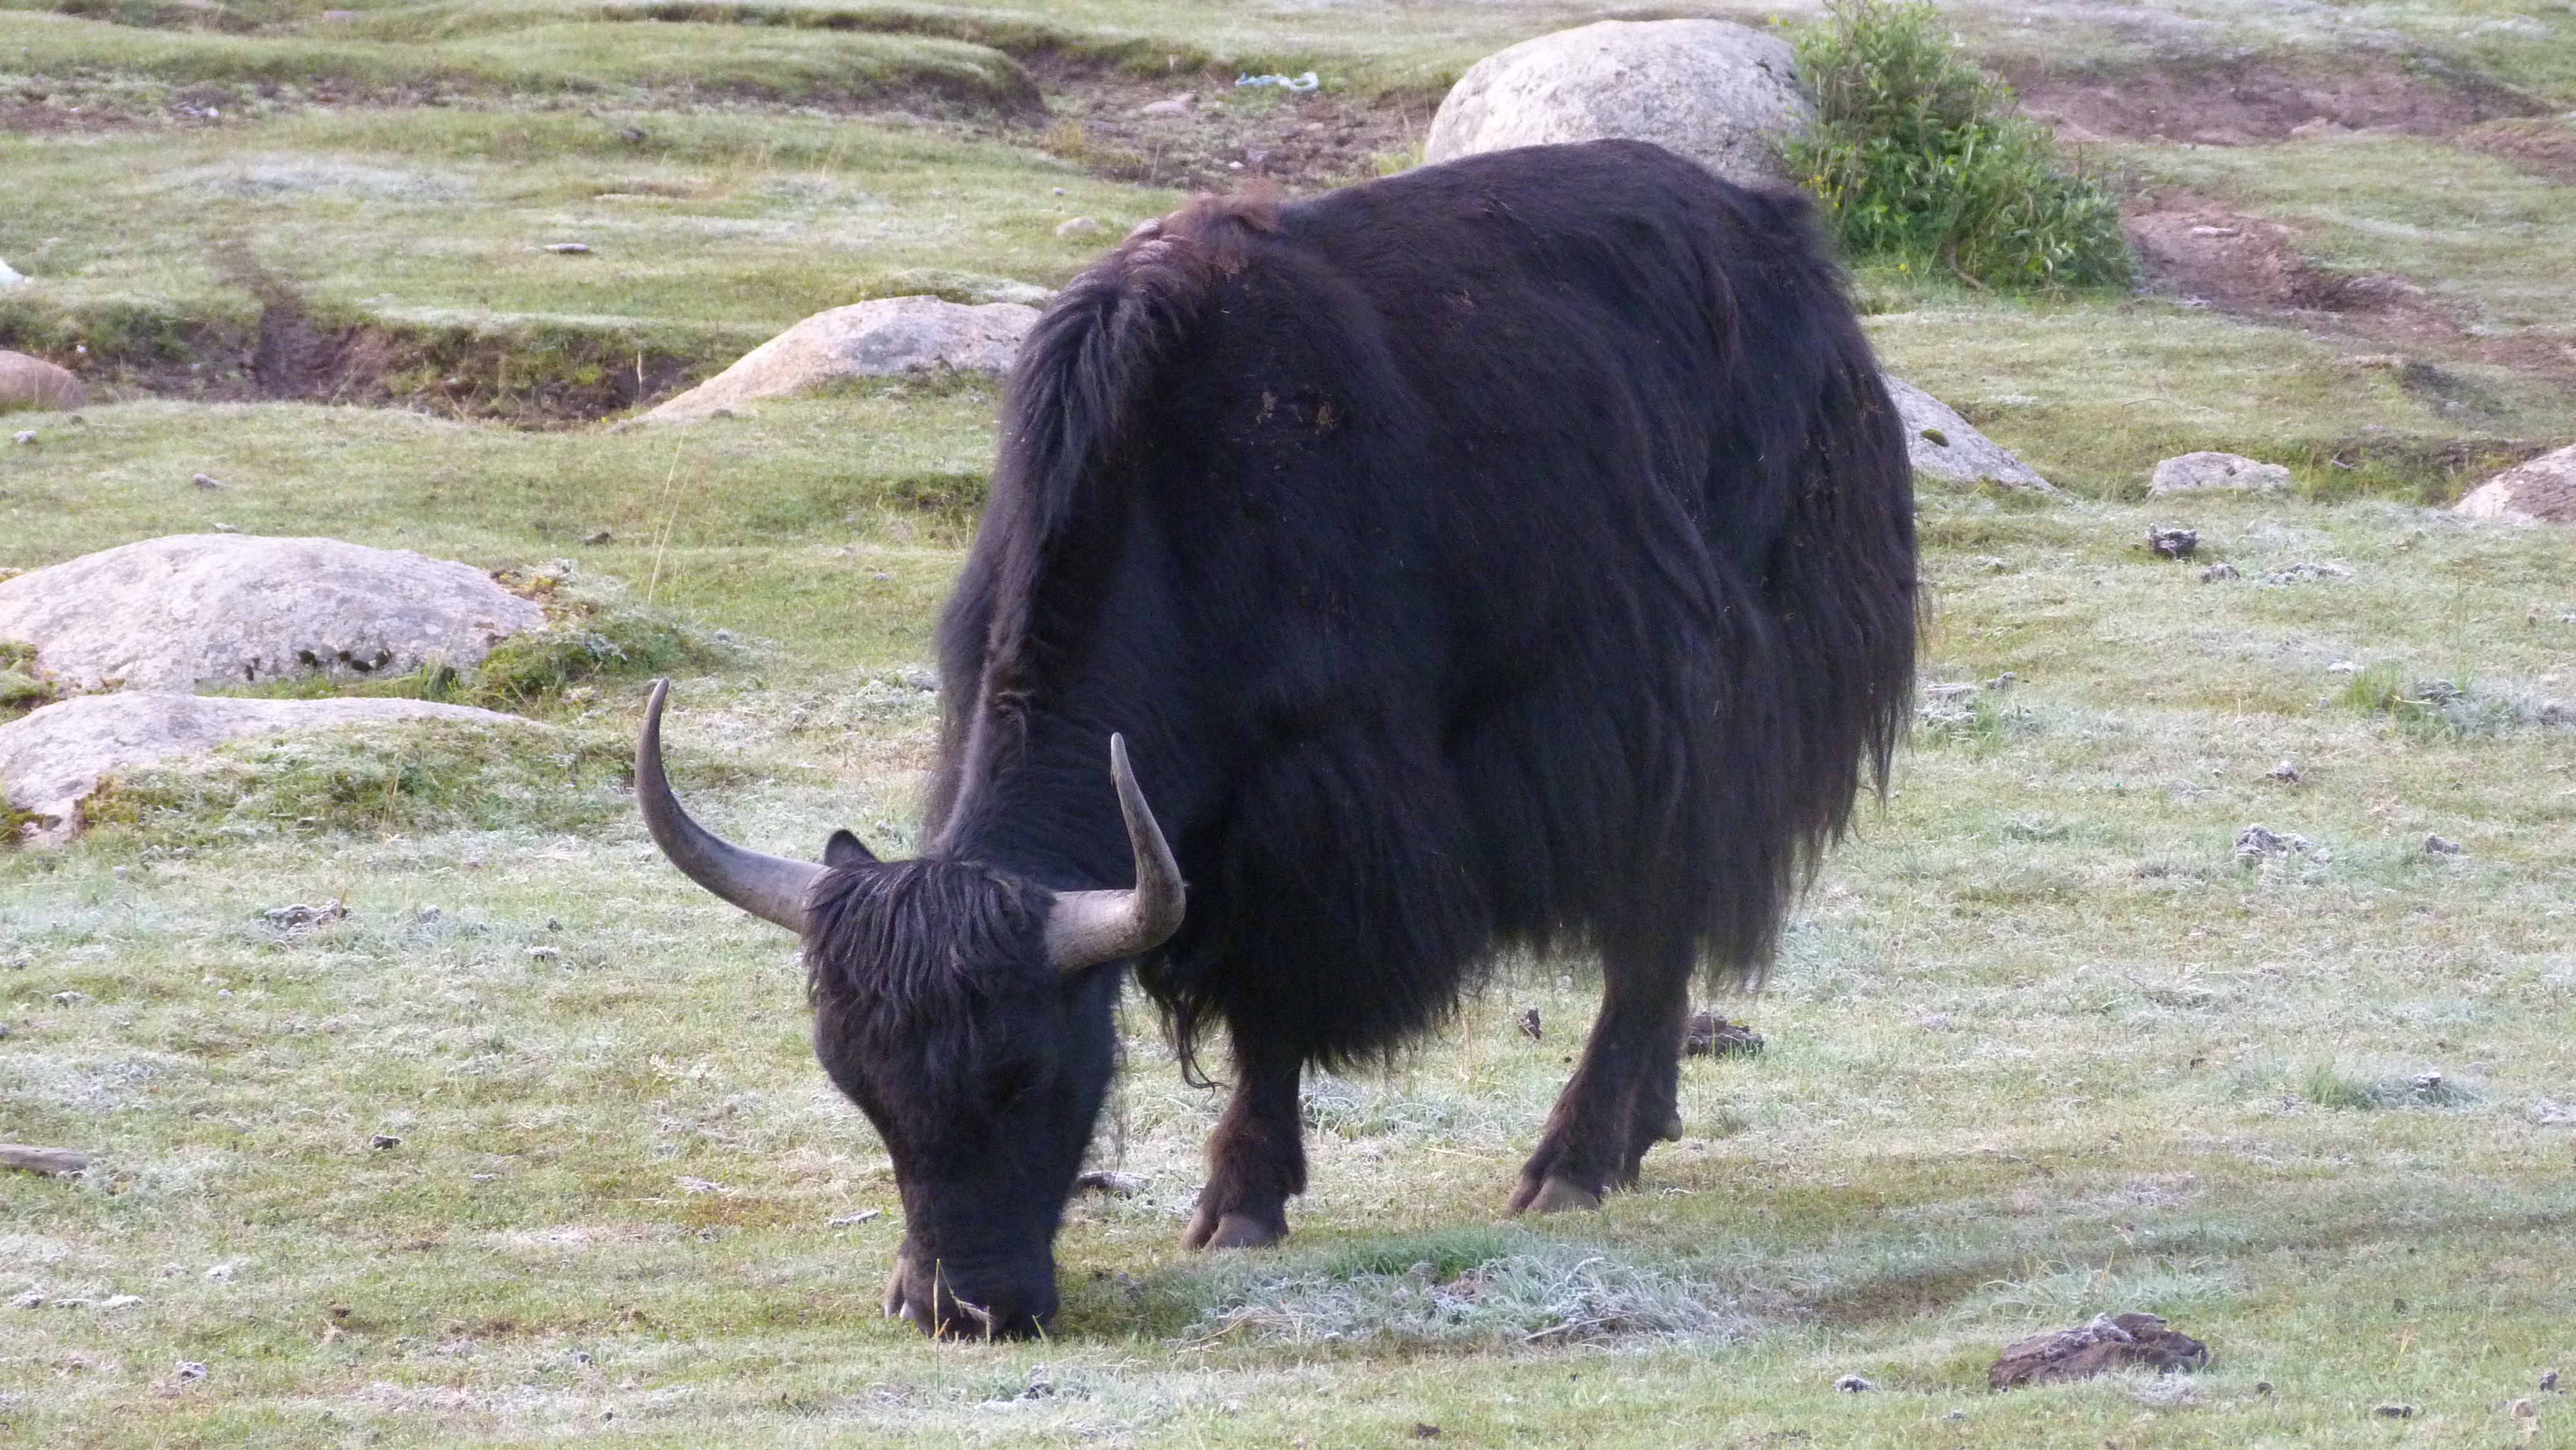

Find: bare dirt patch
2124;195;2576;395
2007;56;2541;147
1023;56;1428;194
2458;117;2576;187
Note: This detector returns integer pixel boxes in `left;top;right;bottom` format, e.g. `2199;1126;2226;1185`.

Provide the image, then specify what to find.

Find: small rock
618;125;645;144
1834;1374;1874;1392
526;946;561;962
1918;1012;1953;1033
2371;1403;2416;1419
581;528;612;546
544;242;592;254
2409;1071;2444;1096
2541;1367;2559;1391
1516;1006;1542;1040
11;1292;43;1309
2234;823;2320;862
370;1134;401;1150
1136;97;1193;117
204;1264;233;1281
2150;451;2290;494
2147;527;2200;560
1073;1170;1144;1197
2199;561;2238;583
264;900;349;930
10;431;32;447
1990;1312;2209;1389
1410;1424;1442;1439
100;1294;143;1309
2256;561;2350;586
0;257;23;288
0;1144;91;1175
177;1361;208;1380
192;473;223;489
2423;834;2462;856
212;522;240;533
827;1208;883;1226
2265;760;2301;783
1684;1011;1763;1058
1882;376;2055;491
648;296;1039;421
50;990;89;1005
2527;1099;2572;1127
1055;216;1103;237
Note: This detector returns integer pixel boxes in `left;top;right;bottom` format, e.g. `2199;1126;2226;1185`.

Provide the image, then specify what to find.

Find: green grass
6;0;2576;1443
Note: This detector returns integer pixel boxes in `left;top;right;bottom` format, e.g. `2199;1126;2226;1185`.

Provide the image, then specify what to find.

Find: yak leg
1509;932;1690;1214
1183;1031;1305;1250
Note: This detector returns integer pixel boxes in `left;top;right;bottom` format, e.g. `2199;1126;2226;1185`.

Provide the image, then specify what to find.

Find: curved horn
1044;733;1186;971
636;679;823;933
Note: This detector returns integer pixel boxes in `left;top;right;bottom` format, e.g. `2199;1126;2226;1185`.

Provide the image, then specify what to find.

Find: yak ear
823;829;879;868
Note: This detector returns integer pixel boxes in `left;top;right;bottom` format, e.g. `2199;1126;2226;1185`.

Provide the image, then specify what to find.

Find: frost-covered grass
5;0;2576;1444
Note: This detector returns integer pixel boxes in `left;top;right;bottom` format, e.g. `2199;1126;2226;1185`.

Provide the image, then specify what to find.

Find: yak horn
1044;734;1186;971
636;679;823;933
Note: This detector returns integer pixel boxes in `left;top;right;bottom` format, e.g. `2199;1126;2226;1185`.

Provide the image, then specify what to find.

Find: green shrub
1786;0;2134;292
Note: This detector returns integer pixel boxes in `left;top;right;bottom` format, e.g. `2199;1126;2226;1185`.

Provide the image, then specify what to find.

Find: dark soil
2123;193;2576;392
1020;54;1428;194
2458;116;2576;186
2004;54;2543;147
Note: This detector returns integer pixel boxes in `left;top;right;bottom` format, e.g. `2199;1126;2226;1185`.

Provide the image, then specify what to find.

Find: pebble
1054;216;1102;237
176;1361;208;1380
100;1294;143;1309
828;1208;883;1226
2423;834;2462;855
11;1293;42;1309
544;242;592;254
526;946;562;962
10;431;32;447
192;473;223;489
371;1134;401;1150
2265;760;2302;783
1834;1374;1875;1392
2147;526;2199;560
204;1264;233;1281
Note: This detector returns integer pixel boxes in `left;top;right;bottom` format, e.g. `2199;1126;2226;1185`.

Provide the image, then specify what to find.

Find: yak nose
884;1254;1054;1340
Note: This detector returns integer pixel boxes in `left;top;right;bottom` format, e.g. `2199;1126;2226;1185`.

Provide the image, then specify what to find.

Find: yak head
633;681;1182;1339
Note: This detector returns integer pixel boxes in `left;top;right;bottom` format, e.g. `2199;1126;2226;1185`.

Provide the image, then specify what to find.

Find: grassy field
4;0;2574;1444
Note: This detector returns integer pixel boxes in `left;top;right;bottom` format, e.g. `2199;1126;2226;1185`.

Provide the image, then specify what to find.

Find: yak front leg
1184;1030;1305;1250
1508;932;1690;1214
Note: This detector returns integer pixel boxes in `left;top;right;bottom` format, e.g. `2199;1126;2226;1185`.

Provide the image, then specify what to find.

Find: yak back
928;141;1915;1070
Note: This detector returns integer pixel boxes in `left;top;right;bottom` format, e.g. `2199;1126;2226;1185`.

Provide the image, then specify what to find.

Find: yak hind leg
1508;930;1690;1215
1183;1032;1305;1251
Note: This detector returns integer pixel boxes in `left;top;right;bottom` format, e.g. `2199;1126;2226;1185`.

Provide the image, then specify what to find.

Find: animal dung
1073;1170;1144;1197
2147;526;2200;559
1989;1312;2209;1389
1684;1011;1763;1058
1515;1006;1542;1040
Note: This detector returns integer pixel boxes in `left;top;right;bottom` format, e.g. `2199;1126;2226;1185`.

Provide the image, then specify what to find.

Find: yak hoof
1183;1207;1283;1251
1514;1175;1603;1215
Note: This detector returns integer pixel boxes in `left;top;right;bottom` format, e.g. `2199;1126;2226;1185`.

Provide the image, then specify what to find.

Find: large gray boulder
1423;20;1815;188
0;534;543;694
2454;443;2576;523
2150;451;2290;495
1881;376;2055;492
649;296;1041;421
0;350;84;413
0;692;527;841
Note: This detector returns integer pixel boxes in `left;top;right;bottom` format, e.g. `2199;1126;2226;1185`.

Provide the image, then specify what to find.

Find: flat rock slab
649;296;1041;421
2454;442;2576;523
1426;20;1815;188
0;349;85;413
0;692;528;839
1990;1312;2210;1389
0;534;543;694
1882;376;2056;492
2150;450;2290;494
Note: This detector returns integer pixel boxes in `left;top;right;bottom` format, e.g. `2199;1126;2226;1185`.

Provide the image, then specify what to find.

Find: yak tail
1692;187;1919;989
925;198;1277;844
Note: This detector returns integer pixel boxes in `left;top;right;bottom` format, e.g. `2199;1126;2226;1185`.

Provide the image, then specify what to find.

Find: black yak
637;139;1916;1337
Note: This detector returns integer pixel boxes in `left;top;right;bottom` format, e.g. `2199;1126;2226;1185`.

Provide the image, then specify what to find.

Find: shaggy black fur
818;140;1915;1335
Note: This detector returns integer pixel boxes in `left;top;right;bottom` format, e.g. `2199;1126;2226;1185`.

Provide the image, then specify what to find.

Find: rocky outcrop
2454;443;2576;523
0;351;84;413
648;296;1041;421
0;692;527;841
1424;20;1816;188
1881;376;2055;492
2149;451;2290;494
0;534;543;694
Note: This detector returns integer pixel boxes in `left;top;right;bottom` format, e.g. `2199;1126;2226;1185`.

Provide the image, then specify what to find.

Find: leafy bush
1786;0;2134;291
